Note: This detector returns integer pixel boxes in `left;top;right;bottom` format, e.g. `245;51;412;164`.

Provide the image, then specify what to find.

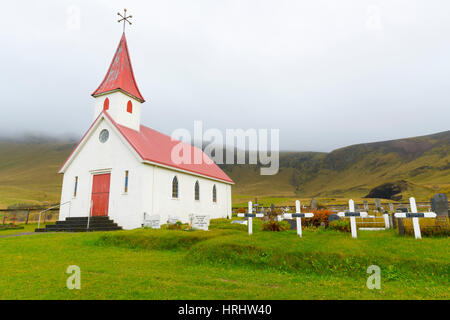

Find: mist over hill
0;131;448;208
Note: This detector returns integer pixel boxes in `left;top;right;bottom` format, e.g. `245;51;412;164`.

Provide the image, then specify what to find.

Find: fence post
25;210;30;224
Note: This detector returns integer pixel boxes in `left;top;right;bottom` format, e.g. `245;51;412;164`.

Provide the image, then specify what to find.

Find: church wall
59;118;144;229
59;116;233;230
141;164;232;224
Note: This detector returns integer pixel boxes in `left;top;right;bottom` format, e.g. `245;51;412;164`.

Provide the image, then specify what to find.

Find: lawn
0;219;448;299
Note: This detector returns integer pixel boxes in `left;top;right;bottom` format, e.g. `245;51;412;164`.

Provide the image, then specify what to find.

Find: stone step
47;223;119;230
66;216;110;221
54;221;118;227
35;216;122;233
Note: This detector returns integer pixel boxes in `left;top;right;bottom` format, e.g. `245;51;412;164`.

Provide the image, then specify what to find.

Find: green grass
0;219;448;299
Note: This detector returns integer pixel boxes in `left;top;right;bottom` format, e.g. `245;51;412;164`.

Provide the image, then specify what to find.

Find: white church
56;32;233;230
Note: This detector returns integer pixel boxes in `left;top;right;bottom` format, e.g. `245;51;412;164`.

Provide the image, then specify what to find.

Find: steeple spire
92;32;145;102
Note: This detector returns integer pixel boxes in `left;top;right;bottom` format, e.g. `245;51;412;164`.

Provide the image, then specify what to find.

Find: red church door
91;173;111;217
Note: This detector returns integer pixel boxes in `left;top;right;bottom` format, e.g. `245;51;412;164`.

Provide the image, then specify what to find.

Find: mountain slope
223;131;450;202
0;131;448;208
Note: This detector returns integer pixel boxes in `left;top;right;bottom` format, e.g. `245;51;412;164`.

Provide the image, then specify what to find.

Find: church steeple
92;25;144;131
92;32;145;102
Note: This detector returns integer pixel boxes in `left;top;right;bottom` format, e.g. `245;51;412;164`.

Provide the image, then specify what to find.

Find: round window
99;129;109;143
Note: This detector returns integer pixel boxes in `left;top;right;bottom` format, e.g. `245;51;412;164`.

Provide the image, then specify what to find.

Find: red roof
104;113;233;183
92;33;145;102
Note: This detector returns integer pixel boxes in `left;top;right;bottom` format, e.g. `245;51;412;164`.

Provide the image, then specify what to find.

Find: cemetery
0;193;448;299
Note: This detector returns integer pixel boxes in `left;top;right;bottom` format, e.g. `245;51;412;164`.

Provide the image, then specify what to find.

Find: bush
262;220;290;232
167;221;185;230
306;209;335;227
328;220;350;232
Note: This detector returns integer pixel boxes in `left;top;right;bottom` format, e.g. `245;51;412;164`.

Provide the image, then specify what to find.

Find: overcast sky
1;0;449;151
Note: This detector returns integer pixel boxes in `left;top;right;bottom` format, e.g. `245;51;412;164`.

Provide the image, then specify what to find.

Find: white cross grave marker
394;197;436;239
337;199;368;238
237;201;264;235
283;200;314;237
383;211;390;229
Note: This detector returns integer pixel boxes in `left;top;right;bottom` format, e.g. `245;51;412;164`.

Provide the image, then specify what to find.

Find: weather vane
117;8;132;32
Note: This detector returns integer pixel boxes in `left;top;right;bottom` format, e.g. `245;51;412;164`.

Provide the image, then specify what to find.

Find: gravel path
0;232;43;238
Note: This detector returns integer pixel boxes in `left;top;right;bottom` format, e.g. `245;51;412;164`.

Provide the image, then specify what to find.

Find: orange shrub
305;209;335;227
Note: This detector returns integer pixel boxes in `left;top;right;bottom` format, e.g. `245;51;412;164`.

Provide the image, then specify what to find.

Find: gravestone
431;193;449;217
286;219;297;230
328;214;341;223
363;201;369;211
374;198;381;209
310;198;318;210
397;218;405;235
143;214;161;229
190;214;210;231
389;203;394;212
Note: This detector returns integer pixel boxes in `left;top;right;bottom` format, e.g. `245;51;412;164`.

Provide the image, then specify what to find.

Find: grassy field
0;220;448;300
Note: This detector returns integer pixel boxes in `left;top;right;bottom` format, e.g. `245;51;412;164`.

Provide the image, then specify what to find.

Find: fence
0;206;60;225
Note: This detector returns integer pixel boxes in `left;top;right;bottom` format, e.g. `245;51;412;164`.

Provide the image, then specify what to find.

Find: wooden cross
117;8;132;32
337;199;368;238
237;201;263;235
283;200;314;237
394;197;436;239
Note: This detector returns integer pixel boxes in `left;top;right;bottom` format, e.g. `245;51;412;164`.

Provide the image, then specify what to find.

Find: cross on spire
117;8;132;33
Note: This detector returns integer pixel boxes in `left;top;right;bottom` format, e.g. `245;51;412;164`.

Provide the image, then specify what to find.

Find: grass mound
94;228;230;251
185;236;449;279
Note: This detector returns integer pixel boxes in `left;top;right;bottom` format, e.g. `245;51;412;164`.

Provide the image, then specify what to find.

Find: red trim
127;100;133;113
92;33;145;102
103;98;109;111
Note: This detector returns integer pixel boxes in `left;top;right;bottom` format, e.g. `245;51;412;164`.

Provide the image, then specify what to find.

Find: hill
224;131;450;206
0;131;448;208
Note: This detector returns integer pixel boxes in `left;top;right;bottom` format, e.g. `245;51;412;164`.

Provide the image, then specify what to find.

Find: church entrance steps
35;216;122;232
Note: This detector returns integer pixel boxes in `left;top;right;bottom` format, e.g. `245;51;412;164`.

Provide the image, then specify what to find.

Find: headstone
189;214;210;231
363;201;369;211
397;218;405;235
389;203;394;212
328;214;341;223
286;219;297;230
143;214;161;229
390;212;396;228
310;198;318;210
431;193;449;217
231;220;247;225
374;198;381;209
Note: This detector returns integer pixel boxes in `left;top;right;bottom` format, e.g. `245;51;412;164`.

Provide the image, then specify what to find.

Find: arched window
212;185;217;203
172;176;178;198
194;181;200;200
103;98;109;111
127;100;133;113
